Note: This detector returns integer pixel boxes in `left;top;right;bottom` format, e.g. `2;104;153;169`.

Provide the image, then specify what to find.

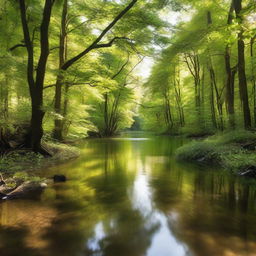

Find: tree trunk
250;37;256;127
104;93;110;136
225;4;236;128
29;90;46;153
233;0;251;128
184;52;201;122
173;64;185;127
53;0;68;141
19;0;54;155
206;11;218;129
225;45;236;128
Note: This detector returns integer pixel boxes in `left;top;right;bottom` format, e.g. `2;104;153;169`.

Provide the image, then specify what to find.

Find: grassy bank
0;142;80;175
176;130;256;173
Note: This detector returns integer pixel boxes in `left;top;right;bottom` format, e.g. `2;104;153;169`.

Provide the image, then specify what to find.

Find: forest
2;0;256;255
0;0;256;153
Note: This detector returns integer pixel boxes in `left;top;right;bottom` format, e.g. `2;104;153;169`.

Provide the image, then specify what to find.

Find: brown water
1;134;256;256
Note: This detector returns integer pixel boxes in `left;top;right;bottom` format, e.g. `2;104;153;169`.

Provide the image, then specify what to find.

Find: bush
220;151;256;172
175;130;256;172
175;141;220;163
214;130;256;144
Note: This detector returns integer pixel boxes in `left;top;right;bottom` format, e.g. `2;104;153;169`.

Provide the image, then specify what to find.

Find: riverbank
0;142;79;200
176;130;256;174
0;142;80;175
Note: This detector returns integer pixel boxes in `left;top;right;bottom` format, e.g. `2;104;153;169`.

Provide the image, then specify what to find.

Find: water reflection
0;134;256;256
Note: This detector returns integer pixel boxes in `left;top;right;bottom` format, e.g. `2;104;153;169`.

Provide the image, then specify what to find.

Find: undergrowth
176;130;256;172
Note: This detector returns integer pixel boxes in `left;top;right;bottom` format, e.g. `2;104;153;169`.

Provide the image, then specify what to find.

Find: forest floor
0;142;80;175
176;130;256;175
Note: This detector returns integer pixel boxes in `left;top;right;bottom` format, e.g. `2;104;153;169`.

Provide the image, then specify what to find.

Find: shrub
175;130;256;172
175;141;220;163
214;130;256;144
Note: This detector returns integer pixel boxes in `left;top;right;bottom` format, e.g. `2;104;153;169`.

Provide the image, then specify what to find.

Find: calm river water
1;134;256;256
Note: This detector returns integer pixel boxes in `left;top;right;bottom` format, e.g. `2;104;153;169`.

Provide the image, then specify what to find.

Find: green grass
176;130;256;172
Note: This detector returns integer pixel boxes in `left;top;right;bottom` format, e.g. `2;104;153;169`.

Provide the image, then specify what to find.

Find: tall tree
52;0;138;140
225;3;237;128
233;0;251;128
19;0;55;154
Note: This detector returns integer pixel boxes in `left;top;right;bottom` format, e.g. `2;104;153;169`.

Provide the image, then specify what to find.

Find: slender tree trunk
250;37;256;126
225;4;236;128
53;0;68;140
225;45;236;128
206;11;218;129
104;93;109;136
210;75;217;129
201;68;205;127
62;82;70;136
174;64;184;127
233;0;251;128
184;52;201;122
163;91;173;132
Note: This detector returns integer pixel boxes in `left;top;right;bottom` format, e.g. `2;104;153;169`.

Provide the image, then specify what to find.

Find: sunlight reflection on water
1;135;256;256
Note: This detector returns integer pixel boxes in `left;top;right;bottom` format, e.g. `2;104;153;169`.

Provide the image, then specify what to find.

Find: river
0;133;256;256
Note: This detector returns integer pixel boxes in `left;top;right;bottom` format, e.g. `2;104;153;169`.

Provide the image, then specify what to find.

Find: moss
0;142;79;175
176;130;256;173
44;142;80;161
176;141;220;162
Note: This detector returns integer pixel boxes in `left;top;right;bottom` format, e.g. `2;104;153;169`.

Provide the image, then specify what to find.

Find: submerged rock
238;166;256;178
53;174;66;182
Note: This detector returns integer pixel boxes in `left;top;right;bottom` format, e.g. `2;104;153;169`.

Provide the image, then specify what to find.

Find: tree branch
94;36;131;49
19;0;35;89
9;43;26;51
61;0;137;70
111;52;130;79
44;82;96;90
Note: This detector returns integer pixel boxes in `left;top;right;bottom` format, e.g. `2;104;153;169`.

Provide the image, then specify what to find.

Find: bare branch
111;52;130;79
61;0;137;70
9;44;26;51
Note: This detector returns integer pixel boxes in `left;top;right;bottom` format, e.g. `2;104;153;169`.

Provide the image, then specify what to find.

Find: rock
0;192;7;199
53;174;66;182
238;166;256;178
5;181;47;200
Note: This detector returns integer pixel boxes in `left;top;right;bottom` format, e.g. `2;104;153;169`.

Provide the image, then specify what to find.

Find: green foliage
175;140;221;162
0;0;169;141
0;151;43;173
140;0;256;134
176;130;256;172
213;130;256;144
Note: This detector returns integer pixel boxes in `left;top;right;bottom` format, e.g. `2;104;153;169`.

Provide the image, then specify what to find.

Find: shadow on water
1;133;256;256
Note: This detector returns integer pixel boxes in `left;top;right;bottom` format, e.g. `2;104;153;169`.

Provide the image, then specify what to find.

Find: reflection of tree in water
0;201;57;256
86;208;159;256
0;226;44;256
84;140;160;255
150;162;256;256
43;138;159;256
